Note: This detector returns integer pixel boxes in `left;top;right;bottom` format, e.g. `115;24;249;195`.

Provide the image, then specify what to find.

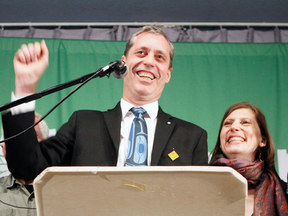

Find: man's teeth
138;72;154;80
228;137;244;143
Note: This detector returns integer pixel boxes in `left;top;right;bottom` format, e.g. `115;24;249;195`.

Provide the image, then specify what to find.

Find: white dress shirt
117;99;158;166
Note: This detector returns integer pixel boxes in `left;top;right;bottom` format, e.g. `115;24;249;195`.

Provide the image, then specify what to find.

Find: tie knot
131;107;146;118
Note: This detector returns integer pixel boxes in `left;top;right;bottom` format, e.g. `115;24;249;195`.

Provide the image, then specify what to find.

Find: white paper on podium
33;166;247;216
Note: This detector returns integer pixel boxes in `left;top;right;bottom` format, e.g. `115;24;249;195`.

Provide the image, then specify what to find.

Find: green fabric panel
0;38;287;164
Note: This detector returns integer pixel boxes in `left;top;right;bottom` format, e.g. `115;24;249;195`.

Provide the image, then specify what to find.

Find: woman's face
220;108;266;162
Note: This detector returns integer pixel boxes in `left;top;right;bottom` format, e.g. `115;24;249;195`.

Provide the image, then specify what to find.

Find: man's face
122;33;172;106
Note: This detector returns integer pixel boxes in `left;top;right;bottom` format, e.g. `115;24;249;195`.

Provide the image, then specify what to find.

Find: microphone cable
0;199;36;210
0;63;111;144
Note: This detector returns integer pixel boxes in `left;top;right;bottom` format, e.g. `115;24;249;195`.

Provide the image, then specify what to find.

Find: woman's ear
260;137;267;147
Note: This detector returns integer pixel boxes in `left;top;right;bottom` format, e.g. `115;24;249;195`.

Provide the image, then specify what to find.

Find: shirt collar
120;99;158;120
5;174;20;189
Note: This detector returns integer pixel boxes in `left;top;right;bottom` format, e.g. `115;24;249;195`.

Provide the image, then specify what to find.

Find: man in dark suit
2;26;208;180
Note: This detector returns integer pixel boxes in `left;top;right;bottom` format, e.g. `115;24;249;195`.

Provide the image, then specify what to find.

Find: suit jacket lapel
103;102;122;153
151;107;175;165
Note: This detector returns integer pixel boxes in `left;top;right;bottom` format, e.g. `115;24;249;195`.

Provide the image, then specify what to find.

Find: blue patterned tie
125;107;148;166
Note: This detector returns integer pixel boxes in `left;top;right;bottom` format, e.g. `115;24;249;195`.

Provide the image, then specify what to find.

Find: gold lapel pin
168;149;179;161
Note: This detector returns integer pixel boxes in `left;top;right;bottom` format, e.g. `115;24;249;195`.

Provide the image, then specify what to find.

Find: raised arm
2;41;50;180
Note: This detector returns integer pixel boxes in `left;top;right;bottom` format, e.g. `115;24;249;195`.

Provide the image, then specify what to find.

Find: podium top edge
34;166;247;185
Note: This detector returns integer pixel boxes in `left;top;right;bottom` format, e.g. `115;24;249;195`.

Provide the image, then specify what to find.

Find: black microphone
108;60;129;79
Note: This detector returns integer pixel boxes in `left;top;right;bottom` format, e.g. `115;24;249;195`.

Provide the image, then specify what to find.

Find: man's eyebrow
135;46;148;50
134;46;168;58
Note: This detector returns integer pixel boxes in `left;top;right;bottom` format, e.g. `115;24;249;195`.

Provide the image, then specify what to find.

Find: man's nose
143;53;154;67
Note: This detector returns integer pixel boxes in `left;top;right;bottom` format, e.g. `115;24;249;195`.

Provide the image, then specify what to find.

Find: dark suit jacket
2;102;208;180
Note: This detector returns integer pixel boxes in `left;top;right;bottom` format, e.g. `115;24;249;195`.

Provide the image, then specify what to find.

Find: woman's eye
223;122;231;126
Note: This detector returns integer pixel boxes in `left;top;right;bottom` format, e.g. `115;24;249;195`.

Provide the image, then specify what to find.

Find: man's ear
165;67;172;83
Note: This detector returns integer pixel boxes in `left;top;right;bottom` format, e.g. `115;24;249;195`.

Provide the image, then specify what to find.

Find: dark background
0;0;287;23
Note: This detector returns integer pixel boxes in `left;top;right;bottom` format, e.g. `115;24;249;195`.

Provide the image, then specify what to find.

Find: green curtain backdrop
0;37;287;171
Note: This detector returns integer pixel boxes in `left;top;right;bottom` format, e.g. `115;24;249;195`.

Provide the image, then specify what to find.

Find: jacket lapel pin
168;149;179;161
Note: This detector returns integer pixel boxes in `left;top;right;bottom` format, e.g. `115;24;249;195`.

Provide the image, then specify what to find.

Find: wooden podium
33;166;247;216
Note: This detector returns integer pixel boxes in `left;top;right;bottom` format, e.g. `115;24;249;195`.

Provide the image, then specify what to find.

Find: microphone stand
0;61;119;112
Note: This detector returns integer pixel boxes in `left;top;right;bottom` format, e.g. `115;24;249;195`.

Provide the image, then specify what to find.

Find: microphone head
112;60;129;79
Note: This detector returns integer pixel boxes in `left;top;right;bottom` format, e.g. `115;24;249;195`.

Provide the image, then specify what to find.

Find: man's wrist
10;92;35;115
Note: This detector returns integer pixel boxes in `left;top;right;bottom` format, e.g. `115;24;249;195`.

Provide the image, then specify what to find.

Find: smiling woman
210;102;288;216
220;108;266;163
